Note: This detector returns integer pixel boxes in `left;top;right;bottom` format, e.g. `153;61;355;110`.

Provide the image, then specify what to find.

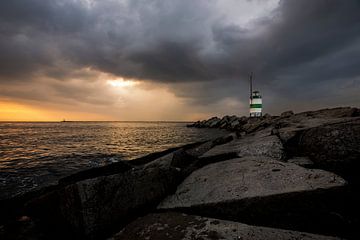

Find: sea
0;121;227;200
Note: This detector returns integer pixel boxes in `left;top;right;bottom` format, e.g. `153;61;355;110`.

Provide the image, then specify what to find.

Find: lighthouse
249;73;262;117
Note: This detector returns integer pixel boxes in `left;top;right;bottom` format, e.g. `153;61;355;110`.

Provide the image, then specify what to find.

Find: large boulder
204;117;221;128
1;162;182;240
298;119;360;178
148;134;235;170
274;117;359;159
229;119;240;129
240;116;279;133
174;134;236;165
25;161;183;239
110;212;343;240
200;130;285;160
159;157;352;237
217;115;231;127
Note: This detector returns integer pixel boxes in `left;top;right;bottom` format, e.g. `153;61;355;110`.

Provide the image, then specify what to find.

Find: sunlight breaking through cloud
107;79;139;88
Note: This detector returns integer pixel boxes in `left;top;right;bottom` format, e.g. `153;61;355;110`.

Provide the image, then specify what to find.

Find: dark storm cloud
0;0;88;79
0;0;359;112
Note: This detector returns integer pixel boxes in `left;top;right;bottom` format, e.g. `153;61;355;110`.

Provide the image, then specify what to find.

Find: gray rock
299;119;360;174
201;130;284;160
110;212;343;240
264;113;272;118
280;111;294;118
188;107;359;130
296;107;359;118
227;115;239;124
159;157;346;208
159;157;349;237
216;115;238;128
241;117;275;133
287;157;314;167
219;121;228;128
144;149;181;169
219;115;230;126
275;116;358;144
26;163;183;239
170;134;236;169
229;119;240;128
204;117;221;128
169;142;215;170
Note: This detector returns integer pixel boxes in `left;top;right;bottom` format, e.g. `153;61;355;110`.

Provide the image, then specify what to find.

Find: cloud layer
1;0;359;119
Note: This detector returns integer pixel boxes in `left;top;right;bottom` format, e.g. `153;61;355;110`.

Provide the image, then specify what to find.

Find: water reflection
0;122;226;199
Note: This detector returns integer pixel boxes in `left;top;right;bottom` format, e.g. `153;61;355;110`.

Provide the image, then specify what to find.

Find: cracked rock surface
111;212;344;240
159;157;346;209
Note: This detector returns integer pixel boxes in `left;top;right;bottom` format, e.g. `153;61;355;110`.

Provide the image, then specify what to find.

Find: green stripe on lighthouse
250;104;262;108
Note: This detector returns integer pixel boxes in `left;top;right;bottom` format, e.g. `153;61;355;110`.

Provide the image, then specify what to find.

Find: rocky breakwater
1;107;359;240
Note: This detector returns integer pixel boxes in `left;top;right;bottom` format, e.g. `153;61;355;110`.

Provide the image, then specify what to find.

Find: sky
0;0;359;121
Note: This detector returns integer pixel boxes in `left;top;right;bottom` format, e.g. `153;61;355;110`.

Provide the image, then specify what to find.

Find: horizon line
0;120;193;123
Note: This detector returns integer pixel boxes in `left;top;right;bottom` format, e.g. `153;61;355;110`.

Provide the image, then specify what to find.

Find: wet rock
200;130;284;160
159;157;351;237
110;212;343;240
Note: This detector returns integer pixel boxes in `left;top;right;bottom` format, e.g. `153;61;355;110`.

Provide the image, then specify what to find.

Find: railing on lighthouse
249;72;262;117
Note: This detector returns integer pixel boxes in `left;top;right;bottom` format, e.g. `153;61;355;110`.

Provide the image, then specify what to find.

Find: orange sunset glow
0;99;114;121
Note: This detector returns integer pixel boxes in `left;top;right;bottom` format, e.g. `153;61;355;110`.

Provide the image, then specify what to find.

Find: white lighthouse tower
249;73;262;117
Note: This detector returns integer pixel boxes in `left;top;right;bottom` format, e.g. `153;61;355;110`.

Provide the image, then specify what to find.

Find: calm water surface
0;121;227;199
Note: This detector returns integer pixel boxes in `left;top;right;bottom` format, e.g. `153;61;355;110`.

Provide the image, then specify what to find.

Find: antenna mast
249;72;253;99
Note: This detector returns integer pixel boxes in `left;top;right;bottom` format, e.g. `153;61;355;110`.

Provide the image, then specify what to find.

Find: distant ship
61;119;66;122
